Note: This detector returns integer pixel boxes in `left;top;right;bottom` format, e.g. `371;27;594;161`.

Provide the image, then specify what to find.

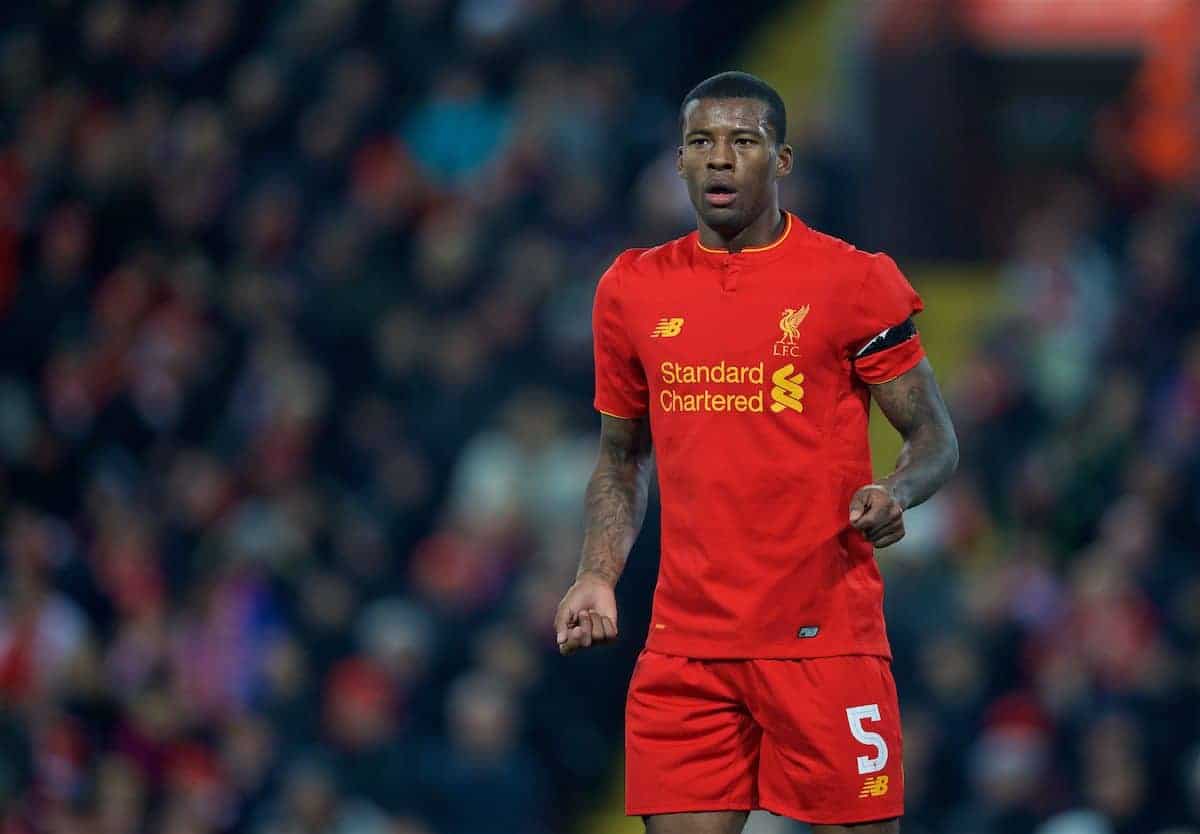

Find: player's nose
707;138;734;169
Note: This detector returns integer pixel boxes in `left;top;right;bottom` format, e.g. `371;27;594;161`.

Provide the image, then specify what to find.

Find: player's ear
775;142;793;178
676;145;685;177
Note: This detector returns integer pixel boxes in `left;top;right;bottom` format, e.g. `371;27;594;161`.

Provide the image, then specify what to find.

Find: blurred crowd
0;1;1197;834
0;1;715;833
884;170;1200;834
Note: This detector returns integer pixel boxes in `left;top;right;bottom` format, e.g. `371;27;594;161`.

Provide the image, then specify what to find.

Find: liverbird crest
778;305;810;344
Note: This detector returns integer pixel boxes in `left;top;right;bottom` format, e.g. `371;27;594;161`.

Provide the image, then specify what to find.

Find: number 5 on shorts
845;704;888;774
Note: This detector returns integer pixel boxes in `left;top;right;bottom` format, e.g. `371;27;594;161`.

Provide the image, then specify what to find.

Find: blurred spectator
419;671;549;834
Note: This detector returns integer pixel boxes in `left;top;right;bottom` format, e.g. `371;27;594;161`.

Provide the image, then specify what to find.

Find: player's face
677;97;791;235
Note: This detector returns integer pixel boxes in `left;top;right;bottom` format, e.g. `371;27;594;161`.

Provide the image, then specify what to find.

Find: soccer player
553;72;959;834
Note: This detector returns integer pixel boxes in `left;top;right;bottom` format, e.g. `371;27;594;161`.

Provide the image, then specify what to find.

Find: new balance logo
858;775;889;798
651;317;684;338
770;364;804;413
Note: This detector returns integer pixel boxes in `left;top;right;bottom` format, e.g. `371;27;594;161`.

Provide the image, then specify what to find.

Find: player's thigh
811;818;899;834
626;651;761;816
644;810;750;834
745;655;904;826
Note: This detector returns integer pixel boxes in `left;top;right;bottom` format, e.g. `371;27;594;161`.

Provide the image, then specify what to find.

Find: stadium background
0;1;1198;833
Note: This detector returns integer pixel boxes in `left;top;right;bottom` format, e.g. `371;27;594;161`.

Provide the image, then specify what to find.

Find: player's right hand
554;572;618;656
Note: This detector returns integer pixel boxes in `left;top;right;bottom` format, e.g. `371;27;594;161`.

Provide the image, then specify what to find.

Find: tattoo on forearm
870;359;958;510
578;416;653;585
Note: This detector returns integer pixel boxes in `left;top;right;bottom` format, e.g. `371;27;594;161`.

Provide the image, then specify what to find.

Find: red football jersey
593;212;925;659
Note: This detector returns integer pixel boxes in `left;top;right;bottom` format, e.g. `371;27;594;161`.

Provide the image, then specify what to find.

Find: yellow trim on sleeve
863;351;926;386
597;408;644;420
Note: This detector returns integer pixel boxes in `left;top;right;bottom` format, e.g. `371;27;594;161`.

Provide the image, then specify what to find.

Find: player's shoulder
792;222;906;300
602;232;695;286
796;222;891;271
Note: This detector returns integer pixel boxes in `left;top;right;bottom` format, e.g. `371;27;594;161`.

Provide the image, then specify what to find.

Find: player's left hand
849;484;905;548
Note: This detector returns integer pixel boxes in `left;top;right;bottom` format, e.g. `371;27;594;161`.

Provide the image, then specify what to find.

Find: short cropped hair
679;71;787;144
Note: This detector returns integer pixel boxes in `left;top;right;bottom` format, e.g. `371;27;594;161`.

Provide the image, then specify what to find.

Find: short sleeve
847;253;926;384
593;256;649;418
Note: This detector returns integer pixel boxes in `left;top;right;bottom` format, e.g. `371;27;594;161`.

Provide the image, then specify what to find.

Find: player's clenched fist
555;572;619;656
849;483;906;548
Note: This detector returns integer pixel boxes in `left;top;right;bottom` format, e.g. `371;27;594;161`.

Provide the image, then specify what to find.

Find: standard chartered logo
657;360;805;416
659;361;764;412
770;364;805;413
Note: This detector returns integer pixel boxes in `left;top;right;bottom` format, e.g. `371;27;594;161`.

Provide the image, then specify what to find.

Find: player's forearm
871;358;959;510
577;462;650;585
576;417;653;587
880;425;958;510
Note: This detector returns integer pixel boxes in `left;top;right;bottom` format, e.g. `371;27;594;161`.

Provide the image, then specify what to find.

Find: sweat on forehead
679;71;787;142
680;97;779;142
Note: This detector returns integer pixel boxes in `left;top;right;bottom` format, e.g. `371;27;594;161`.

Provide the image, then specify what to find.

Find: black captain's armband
855;318;917;358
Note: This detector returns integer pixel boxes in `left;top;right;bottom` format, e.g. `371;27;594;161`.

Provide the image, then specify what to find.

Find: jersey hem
641;641;893;662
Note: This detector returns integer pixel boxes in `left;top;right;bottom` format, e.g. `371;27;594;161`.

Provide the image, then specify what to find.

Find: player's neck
697;207;786;253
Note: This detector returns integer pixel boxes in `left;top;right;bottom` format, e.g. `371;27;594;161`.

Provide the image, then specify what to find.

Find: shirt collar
691;211;803;264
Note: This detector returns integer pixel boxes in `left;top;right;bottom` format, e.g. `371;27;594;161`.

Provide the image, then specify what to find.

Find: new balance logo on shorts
625;653;904;820
858;775;889;798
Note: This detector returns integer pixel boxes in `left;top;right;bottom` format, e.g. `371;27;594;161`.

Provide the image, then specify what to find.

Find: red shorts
625;650;904;825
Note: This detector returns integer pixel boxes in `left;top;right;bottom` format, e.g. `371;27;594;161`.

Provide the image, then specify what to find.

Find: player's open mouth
704;185;737;207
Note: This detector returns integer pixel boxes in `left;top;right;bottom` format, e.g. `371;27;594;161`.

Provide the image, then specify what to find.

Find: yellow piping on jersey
696;212;793;254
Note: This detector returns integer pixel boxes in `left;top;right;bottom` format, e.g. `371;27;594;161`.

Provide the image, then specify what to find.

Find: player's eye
735;137;756;146
688;137;709;147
